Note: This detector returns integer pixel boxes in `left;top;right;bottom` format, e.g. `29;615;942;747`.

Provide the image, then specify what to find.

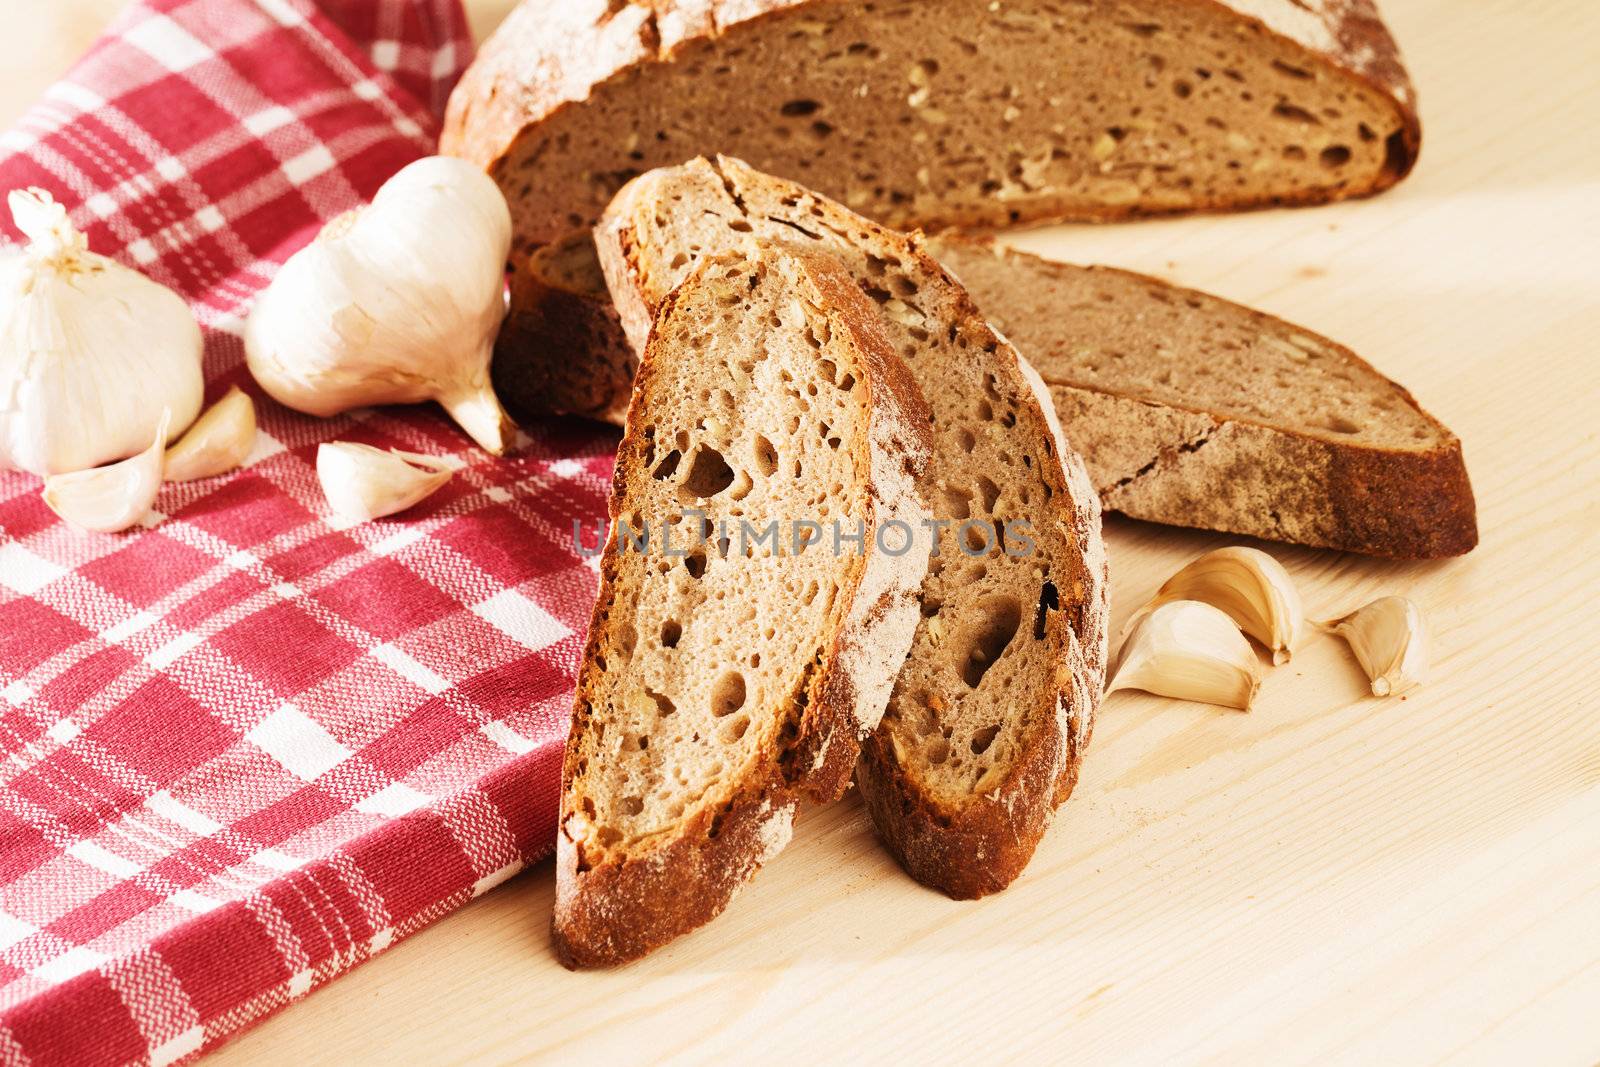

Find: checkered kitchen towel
0;2;615;1064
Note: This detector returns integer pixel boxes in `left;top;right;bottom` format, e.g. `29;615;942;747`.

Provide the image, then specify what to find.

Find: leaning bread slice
597;156;1110;899
930;236;1477;558
444;0;1419;256
555;242;932;967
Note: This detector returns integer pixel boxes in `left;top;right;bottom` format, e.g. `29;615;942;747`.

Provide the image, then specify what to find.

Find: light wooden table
8;1;1599;1064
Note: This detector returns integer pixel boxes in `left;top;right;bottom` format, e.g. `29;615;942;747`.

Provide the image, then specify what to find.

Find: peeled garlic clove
1325;596;1428;697
43;409;170;533
1;189;203;476
244;157;515;454
165;386;256;481
1108;600;1262;710
317;442;452;523
1137;546;1303;664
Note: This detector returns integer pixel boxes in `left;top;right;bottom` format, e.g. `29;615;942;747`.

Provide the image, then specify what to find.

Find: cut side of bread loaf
930;236;1476;557
555;243;933;966
596;156;1110;899
492;230;1474;558
444;0;1419;257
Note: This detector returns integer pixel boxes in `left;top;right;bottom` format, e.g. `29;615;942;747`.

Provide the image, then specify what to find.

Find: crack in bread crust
1105;424;1221;494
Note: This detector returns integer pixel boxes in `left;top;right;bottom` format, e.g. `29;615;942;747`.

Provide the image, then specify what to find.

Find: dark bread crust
554;246;931;967
442;0;1420;231
936;236;1476;558
855;592;1088;899
554;777;796;968
1324;432;1475;558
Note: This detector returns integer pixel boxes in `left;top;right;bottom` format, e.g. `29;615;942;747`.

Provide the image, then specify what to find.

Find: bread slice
555;241;933;966
493;232;636;425
493;230;1475;558
596;156;1110;899
931;236;1477;557
443;0;1419;257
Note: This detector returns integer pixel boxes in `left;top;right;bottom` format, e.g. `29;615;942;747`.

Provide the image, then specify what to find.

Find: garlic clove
165;386;256;481
43;409;170;533
1108;600;1262;711
438;375;513;456
1138;546;1305;664
1325;596;1428;697
317;441;453;523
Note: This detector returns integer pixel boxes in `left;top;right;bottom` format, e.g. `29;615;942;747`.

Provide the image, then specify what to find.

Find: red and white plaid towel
0;3;614;1064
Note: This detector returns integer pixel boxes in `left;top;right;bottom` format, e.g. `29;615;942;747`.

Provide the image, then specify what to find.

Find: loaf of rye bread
596;156;1110;898
443;0;1420;255
475;0;1422;426
556;242;933;965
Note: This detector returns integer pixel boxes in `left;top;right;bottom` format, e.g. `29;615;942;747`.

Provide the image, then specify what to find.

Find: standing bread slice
596;156;1110;899
556;242;932;967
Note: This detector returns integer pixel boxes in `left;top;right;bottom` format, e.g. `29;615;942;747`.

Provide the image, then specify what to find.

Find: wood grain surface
6;0;1599;1063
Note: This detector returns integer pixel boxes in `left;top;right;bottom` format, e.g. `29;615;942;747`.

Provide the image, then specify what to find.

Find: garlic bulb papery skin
165;385;256;481
0;189;203;476
43;409;169;533
1108;600;1263;711
244;157;514;454
1326;596;1429;697
1141;546;1305;665
317;442;453;523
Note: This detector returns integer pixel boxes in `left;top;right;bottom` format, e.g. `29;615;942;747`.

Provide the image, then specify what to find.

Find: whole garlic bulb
244;157;515;454
0;189;203;476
